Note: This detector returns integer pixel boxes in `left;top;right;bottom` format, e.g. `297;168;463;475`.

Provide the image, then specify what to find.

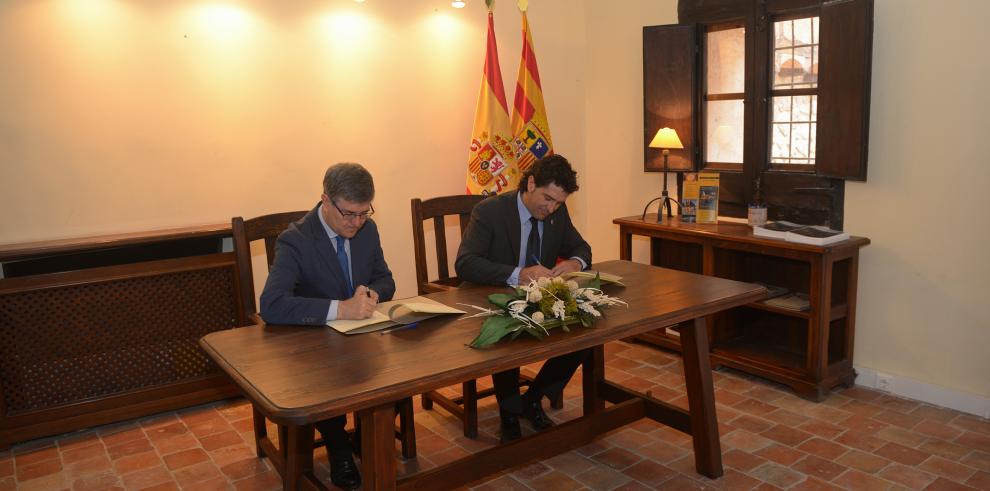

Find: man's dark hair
323;162;375;203
518;154;579;194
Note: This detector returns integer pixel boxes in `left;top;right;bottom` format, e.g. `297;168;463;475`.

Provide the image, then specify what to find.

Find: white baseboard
855;365;990;419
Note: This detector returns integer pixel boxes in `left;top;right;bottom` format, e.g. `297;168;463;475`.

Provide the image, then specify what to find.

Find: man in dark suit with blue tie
455;154;592;443
260;162;391;490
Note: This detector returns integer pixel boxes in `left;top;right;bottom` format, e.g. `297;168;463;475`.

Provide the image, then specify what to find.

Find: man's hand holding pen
338;285;378;320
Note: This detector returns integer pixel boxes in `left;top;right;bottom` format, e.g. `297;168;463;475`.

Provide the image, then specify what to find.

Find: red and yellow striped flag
466;10;519;196
510;4;553;173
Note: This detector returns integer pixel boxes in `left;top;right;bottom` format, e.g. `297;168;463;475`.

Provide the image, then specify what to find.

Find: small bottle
748;176;767;227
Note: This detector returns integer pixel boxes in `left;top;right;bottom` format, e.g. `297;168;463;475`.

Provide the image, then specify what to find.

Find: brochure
696;172;720;224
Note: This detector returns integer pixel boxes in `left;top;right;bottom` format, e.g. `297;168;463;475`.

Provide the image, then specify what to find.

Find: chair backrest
231;210;308;326
411;195;486;295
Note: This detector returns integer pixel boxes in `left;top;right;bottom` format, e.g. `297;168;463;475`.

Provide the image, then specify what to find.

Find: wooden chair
411;195;562;439
231;211;416;459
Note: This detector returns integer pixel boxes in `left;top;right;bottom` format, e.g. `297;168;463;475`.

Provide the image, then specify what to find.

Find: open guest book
752;221;850;246
561;270;625;286
327;296;465;335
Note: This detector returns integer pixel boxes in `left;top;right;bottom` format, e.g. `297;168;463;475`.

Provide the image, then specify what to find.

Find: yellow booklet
562;270;625;286
327;296;465;335
696;172;720;224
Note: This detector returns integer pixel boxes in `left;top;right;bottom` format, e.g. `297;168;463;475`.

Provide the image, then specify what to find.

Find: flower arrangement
466;274;626;348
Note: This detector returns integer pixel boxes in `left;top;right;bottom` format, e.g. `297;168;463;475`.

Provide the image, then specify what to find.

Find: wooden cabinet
613;215;870;401
0;225;241;449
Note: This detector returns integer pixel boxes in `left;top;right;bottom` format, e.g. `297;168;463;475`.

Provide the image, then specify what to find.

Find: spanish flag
510;4;553;172
466;9;519;196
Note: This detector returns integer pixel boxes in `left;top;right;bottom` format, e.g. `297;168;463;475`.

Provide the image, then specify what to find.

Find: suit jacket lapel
305;206;350;294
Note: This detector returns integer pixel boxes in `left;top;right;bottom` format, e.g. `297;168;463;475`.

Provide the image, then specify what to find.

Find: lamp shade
649;127;684;150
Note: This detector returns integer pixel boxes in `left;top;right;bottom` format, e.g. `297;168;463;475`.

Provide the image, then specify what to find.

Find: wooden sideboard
0;225;242;449
614;215;870;401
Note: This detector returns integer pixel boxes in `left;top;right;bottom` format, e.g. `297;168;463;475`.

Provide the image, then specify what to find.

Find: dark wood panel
0;235;240;449
644;24;697;172
816;0;873;180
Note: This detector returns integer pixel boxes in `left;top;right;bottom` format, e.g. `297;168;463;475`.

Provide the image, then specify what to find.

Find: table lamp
641;127;684;222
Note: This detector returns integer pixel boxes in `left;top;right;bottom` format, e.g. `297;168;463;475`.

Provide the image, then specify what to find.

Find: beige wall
1;0;987;408
847;0;990;402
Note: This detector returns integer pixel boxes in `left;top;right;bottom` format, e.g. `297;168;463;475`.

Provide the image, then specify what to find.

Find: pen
379;322;418;335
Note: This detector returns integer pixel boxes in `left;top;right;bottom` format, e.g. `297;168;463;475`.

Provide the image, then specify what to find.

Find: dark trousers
314;415;350;460
492;349;589;414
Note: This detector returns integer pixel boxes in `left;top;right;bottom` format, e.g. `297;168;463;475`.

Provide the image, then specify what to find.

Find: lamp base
640;191;681;222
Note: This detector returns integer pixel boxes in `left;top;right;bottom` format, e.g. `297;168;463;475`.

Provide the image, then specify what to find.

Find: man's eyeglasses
331;200;375;221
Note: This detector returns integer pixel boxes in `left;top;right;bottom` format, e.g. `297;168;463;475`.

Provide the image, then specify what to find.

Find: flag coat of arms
466;11;519;196
510;7;553;173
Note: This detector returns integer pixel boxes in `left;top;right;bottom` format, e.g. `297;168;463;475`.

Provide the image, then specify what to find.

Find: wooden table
613;216;869;400
200;260;765;490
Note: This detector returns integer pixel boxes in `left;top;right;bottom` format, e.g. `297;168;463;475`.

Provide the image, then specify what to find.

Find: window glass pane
706;99;744;163
791;123;811;159
774;20;792;49
706;27;745;94
793;95;812;122
773;96;792;123
793;18;813;46
772;16;819;90
771;123;790;161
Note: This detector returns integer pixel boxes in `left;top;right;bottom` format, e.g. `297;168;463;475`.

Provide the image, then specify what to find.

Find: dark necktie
334;235;354;297
525;217;541;267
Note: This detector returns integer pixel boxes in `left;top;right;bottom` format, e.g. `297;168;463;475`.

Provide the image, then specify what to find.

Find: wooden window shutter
816;0;873;180
643;24;697;172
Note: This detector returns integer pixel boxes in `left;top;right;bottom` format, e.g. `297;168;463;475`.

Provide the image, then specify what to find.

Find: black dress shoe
499;410;522;443
330;455;362;490
522;398;554;430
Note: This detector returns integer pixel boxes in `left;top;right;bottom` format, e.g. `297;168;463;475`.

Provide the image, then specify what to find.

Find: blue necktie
525;217;541;267
335;235;354;297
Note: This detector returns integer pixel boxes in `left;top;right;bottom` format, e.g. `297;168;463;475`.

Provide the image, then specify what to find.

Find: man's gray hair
323;163;375;203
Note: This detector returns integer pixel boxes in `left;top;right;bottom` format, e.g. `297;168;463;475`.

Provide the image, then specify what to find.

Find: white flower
551;276;565;285
537;277;551;288
531;311;545;323
551;300;566;320
579;302;601;317
508;301;527;314
582;290;600;303
527;288;543;303
565;280;579;292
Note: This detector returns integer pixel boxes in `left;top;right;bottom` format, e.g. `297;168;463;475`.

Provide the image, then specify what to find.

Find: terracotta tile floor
2;340;988;490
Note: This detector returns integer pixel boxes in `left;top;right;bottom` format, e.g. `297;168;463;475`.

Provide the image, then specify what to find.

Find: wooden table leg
619;230;632;260
359;403;397;490
583;345;605;416
679;316;723;478
252;406;267;458
284;424;315;490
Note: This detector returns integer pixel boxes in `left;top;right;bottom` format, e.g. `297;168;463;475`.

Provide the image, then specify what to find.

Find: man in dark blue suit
260;162;392;490
455;154;592;443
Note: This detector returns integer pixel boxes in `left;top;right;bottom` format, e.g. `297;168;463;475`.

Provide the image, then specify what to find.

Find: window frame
643;0;873;229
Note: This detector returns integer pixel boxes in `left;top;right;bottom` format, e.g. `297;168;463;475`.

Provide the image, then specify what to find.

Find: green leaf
488;293;519;309
589;272;602;291
469;316;521;348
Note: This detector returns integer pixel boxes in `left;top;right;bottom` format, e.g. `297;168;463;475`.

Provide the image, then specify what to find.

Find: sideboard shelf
614;215;870;401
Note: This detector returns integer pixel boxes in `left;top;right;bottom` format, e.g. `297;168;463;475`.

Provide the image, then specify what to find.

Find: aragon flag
510;1;553;173
466;7;520;195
